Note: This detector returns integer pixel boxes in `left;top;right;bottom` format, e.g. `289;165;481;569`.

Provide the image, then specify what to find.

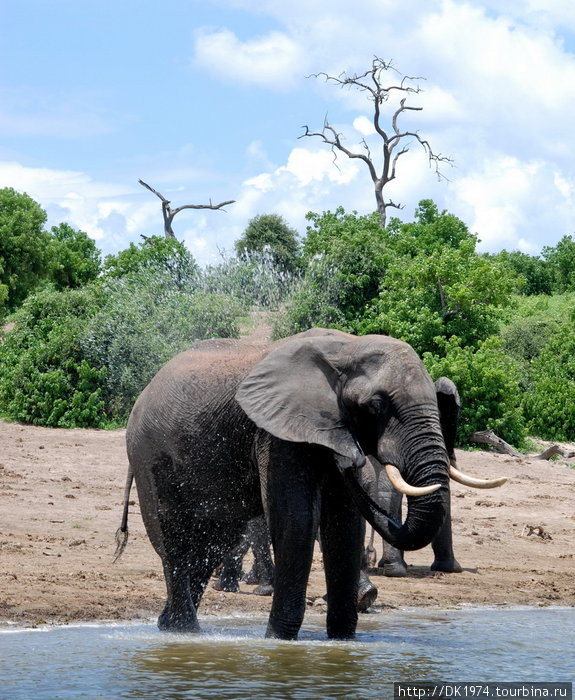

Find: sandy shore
1;417;574;628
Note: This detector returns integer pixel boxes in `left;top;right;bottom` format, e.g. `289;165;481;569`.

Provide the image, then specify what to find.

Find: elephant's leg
430;497;462;573
158;518;245;631
377;472;408;577
156;518;200;633
265;441;319;640
320;471;364;640
133;461;201;632
213;528;251;592
357;547;378;612
244;515;274;595
189;519;248;606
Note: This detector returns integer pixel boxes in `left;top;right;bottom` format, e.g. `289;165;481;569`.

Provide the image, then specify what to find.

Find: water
0;608;572;699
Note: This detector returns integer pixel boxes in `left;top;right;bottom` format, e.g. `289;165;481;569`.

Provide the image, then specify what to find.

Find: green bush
273;259;350;338
103;235;199;288
201;253;294;310
360;238;518;355
0;286;107;427
276;209;389;337
521;326;575;440
82;271;242;421
423;336;526;447
501;318;559;363
0;266;244;427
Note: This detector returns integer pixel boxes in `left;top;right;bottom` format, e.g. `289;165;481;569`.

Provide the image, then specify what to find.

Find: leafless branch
138;179;235;239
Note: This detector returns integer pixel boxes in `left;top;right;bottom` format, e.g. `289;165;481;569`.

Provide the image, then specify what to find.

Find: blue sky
1;0;575;265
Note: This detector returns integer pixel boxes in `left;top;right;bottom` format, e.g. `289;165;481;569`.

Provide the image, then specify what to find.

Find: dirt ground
1;416;574;628
0;312;573;626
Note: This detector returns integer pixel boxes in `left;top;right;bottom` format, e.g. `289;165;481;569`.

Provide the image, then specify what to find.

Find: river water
0;608;572;699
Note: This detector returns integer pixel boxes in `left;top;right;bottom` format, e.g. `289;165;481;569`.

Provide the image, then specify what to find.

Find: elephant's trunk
343;459;449;551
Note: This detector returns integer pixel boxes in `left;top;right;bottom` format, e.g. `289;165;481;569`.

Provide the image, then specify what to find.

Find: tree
302;207;383;261
521;325;575;441
47;223;102;290
488;250;555;296
275;208;390;337
103;235;198;289
357;206;519;353
0;188;50;313
301;58;451;228
424;337;526;446
385;199;474;256
138;179;235;239
542;235;575;292
235;214;301;273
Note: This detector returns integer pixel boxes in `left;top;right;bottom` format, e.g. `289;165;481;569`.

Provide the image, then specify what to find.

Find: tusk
385;464;442;497
449;459;507;489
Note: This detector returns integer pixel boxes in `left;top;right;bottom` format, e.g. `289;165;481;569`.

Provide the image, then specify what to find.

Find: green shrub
0;266;245;427
0;286;107;427
273;259;350;338
201;253;294;310
276;209;390;337
360;238;518;355
82;271;242;421
103;235;199;288
423;336;526;447
501;317;560;363
522;327;575;440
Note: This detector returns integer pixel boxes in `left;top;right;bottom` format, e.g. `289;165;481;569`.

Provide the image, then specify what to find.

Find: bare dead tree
138;179;235;239
300;57;452;229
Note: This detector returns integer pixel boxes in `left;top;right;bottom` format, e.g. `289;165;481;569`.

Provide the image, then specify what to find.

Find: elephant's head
236;330;451;551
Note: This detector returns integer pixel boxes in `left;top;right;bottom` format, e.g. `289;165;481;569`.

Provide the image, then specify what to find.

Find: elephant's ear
236;335;365;466
434;377;460;458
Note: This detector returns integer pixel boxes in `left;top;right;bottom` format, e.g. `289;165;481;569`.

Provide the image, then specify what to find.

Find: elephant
116;327;494;640
375;377;507;577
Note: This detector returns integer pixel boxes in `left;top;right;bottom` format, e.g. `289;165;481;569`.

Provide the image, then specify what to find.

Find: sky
1;0;575;266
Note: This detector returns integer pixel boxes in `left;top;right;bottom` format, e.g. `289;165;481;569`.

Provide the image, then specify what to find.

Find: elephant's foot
380;560;408;577
158;606;201;633
431;558;463;573
242;568;262;585
212;578;240;592
253;583;274;596
357;580;378;613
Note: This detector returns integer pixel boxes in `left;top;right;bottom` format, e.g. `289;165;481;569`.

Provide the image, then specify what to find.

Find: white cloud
353;116;375;136
5;0;575;266
279;147;360;186
0;161;139;246
416;1;575;137
193;28;305;88
449;155;575;251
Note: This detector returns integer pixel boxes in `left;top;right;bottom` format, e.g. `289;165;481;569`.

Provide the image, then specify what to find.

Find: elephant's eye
366;395;388;415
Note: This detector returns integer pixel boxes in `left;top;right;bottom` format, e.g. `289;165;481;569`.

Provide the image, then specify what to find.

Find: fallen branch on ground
468;430;575;460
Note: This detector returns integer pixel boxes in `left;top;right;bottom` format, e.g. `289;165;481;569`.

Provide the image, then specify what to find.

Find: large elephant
116;328;485;640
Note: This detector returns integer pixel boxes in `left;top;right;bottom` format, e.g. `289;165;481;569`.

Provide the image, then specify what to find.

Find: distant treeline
1;188;574;445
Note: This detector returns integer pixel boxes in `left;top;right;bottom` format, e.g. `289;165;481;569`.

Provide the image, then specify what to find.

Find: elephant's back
126;341;269;455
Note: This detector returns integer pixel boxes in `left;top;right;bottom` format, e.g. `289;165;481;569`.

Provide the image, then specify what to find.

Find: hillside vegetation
1;189;574;446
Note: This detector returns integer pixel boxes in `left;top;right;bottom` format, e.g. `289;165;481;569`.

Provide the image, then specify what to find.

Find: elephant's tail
113;467;134;563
